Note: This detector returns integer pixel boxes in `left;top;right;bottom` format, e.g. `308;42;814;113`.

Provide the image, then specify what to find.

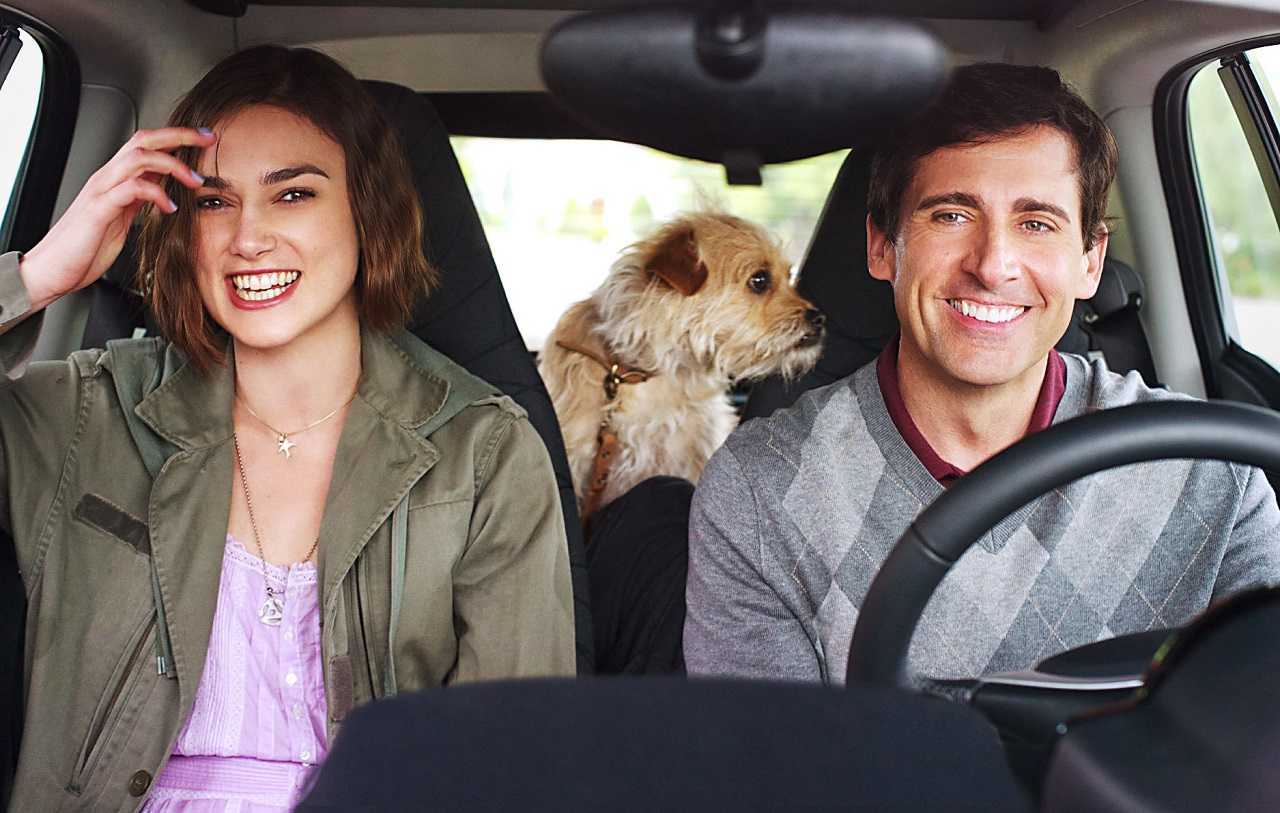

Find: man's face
867;126;1108;391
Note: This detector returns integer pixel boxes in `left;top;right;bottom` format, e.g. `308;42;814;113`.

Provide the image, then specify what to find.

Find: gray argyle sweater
684;354;1280;684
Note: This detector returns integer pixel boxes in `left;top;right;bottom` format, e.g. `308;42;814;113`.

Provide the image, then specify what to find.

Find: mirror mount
695;0;767;83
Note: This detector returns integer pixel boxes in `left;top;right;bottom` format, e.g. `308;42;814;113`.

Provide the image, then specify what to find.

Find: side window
1187;46;1280;373
0;26;44;249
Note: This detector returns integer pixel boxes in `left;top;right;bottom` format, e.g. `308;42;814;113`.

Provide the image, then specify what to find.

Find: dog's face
600;213;824;381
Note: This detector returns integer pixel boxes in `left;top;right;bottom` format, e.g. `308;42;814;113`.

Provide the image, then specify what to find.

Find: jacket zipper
68;612;156;793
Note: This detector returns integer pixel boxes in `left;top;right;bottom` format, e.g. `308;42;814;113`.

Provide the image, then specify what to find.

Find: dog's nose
805;309;825;328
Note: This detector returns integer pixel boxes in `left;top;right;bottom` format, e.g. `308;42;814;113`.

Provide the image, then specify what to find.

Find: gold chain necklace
232;431;321;626
237;392;355;459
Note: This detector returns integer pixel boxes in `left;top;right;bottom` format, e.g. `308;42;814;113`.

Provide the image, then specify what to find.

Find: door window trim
0;8;79;255
1155;35;1280;407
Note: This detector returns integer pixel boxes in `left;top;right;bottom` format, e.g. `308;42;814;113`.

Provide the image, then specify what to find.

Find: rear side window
1186;46;1280;370
451;136;846;350
0;26;44;248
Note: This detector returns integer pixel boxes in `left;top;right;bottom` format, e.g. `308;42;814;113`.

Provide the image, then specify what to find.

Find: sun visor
540;4;950;184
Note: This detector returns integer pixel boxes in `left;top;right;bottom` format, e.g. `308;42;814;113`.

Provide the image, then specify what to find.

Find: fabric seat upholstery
299;677;1028;811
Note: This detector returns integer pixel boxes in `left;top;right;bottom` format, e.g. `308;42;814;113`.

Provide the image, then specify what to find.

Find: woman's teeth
232;271;299;301
947;299;1026;324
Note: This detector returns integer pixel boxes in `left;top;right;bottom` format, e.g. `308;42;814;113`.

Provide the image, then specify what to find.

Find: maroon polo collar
876;335;1066;487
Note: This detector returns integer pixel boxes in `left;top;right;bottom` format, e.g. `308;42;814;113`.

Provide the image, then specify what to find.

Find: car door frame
1156;35;1280;410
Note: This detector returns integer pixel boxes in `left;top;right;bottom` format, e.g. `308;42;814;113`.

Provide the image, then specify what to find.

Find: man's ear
645;226;708;296
1076;226;1110;300
866;215;896;283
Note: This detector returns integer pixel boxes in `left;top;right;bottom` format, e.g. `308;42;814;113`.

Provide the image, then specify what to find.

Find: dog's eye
747;270;771;294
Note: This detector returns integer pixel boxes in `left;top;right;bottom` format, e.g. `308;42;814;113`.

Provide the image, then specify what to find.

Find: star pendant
277;435;297;458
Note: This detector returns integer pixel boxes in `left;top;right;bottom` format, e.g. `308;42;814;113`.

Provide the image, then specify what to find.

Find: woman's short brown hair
867;62;1118;252
138;45;436;373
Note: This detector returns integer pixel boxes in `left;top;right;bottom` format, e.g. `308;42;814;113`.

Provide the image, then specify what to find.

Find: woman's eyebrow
261;164;330;185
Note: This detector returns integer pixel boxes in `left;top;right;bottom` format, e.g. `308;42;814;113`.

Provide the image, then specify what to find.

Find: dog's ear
645;227;708;296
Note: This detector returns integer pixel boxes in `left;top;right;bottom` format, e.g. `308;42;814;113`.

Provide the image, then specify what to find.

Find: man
683;63;1280;683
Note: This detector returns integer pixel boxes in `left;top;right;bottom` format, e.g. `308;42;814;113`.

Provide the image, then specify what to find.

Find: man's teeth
948;299;1026;324
232;271;300;300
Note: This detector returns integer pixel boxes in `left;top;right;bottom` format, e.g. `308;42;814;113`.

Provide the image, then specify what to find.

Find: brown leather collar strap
554;340;654;529
555;340;653;400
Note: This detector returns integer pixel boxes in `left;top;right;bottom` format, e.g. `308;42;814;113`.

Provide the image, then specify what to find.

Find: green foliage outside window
1188;62;1280;299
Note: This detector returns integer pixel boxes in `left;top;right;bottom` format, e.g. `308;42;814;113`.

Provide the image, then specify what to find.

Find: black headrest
300;677;1027;811
742;148;892;420
1088;258;1144;319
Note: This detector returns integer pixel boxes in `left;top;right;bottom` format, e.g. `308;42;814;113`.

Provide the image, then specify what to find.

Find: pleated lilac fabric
145;536;328;811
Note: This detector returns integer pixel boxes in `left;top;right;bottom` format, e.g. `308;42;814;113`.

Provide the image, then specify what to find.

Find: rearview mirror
541;3;950;183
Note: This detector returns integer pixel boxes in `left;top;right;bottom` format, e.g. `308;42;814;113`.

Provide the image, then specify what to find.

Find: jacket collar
135;326;452;449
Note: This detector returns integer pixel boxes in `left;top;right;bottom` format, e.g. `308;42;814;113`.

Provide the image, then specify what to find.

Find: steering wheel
844;400;1280;787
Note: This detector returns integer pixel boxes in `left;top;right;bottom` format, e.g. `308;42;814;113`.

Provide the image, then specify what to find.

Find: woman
0;46;574;810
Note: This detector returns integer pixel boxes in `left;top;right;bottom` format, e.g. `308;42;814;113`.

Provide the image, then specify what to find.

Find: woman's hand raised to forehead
17;127;216;313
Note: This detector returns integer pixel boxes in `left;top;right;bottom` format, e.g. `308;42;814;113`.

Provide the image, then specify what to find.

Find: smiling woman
0;45;574;811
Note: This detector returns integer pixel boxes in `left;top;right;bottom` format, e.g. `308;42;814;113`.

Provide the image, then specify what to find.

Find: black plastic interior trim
426;92;595;139
1219;341;1280;407
1153;35;1280;403
1219;55;1280;231
0;9;80;255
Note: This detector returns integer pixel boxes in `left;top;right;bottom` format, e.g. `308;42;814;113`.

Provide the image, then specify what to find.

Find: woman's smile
226;269;302;309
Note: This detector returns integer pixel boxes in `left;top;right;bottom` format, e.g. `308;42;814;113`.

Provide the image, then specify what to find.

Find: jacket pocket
67;611;155;794
72;493;150;556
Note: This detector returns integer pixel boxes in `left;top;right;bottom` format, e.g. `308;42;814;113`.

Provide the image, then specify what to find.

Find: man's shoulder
1061;352;1194;416
726;366;872;463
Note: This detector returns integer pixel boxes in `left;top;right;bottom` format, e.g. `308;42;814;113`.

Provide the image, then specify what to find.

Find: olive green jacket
0;253;575;811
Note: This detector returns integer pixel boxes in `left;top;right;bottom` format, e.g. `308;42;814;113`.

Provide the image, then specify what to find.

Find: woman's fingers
101;177;177;215
128;126;218;153
94;144;206;193
90;127;215;192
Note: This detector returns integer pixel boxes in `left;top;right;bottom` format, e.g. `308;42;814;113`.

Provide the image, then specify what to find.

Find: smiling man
684;63;1280;683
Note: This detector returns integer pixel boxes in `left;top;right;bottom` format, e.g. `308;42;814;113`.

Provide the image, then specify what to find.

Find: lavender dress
144;536;329;811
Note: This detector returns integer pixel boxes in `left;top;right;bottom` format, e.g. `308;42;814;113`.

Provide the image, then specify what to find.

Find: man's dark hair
867;62;1118;251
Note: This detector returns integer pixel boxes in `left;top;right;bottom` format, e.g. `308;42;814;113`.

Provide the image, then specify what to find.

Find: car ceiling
238;0;1066;23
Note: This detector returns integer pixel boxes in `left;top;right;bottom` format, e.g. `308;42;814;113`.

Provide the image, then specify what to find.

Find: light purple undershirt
144;536;328;812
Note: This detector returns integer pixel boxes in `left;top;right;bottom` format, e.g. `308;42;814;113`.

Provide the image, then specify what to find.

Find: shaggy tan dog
539;212;824;520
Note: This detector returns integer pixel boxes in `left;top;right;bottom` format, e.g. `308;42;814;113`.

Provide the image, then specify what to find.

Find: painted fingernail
166;198;178;214
197;127;214;137
191;170;205;184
